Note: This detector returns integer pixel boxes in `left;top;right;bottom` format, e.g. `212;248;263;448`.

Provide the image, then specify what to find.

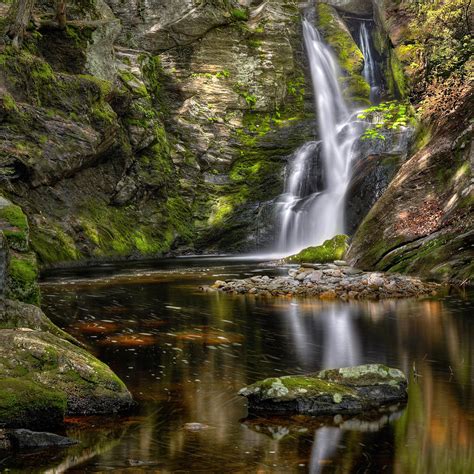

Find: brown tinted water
5;258;474;473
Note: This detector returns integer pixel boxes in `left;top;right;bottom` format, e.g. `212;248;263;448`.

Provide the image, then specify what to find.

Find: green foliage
407;0;472;79
286;235;349;263
234;82;258;108
357;101;412;141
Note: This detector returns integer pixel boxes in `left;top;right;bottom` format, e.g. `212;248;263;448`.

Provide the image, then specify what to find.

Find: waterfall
359;21;380;102
275;17;364;255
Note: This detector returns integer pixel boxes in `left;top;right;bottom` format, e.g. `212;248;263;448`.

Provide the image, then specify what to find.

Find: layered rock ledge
239;364;408;416
210;262;440;299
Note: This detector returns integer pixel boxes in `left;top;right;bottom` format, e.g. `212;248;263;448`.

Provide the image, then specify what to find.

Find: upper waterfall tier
275;16;365;255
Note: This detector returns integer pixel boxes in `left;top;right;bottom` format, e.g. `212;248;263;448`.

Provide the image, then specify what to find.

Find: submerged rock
239;364;407;415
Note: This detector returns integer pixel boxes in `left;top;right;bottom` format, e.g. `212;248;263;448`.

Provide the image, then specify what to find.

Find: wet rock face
345;154;404;235
239;364;407;415
324;0;373;15
209;262;440;299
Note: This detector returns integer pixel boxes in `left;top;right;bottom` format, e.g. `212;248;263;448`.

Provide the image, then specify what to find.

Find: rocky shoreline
208;261;440;300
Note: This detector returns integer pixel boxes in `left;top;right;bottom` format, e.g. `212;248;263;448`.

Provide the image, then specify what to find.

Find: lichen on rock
239;363;407;415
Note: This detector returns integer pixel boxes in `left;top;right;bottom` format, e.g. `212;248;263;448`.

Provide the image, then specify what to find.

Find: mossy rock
239;364;407;415
6;252;41;306
286;235;349;263
317;4;370;103
0;378;66;430
0;198;29;252
1;299;81;346
0;328;133;417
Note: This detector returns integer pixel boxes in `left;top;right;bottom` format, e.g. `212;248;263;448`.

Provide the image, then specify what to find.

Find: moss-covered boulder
286;234;349;263
239;364;407;415
1;299;81;346
0;329;133;418
0;378;66;430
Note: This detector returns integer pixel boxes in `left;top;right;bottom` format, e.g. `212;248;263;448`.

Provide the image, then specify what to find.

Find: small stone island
239;364;408;415
210;263;440;300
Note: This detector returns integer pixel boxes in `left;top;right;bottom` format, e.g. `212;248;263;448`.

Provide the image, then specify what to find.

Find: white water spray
275;17;364;255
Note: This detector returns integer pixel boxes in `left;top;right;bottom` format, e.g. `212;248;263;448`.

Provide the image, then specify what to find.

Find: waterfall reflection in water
286;303;362;472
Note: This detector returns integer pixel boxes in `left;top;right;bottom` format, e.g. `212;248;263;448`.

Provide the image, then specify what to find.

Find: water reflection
9;263;472;473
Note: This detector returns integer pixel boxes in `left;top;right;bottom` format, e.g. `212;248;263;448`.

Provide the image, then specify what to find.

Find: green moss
30;225;81;264
0;203;29;251
1;92;18;112
387;51;408;98
231;8;249;21
7;253;41;305
248;375;356;399
286;235;349;263
77;199;173;257
317;4;369;102
167;196;195;242
0;378;67;428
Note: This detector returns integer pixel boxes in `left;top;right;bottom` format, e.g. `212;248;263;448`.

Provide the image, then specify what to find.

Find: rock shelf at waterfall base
239;364;408;416
207;263;440;300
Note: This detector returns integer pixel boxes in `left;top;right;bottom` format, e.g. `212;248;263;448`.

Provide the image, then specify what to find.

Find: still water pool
6;258;474;472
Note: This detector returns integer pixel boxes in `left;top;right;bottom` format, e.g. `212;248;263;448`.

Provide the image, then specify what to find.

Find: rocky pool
5;258;473;472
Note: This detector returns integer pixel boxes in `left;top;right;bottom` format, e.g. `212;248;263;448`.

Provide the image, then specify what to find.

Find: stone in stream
239;364;407;416
5;429;78;449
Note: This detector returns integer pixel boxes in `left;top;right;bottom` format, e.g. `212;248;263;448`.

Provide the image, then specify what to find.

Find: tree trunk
56;0;66;30
6;0;35;48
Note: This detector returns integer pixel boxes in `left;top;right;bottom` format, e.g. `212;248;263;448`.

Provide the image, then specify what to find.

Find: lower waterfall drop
275;15;367;255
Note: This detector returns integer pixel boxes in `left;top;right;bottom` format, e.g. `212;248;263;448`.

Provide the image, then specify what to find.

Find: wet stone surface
208;263;440;299
239;364;408;416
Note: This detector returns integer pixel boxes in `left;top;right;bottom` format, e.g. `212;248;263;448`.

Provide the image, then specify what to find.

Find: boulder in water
239;364;407;415
7;429;78;449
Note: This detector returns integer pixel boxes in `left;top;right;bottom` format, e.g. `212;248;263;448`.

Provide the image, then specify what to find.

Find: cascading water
359;21;380;102
275;16;364;255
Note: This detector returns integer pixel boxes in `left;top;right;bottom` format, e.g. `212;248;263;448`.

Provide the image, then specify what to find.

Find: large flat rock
239;364;408;415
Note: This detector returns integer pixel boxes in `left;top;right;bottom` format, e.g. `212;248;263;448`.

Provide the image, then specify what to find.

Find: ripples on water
6;259;474;473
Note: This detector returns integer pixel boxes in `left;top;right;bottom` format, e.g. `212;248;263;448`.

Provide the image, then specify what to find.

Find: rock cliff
0;0;472;282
